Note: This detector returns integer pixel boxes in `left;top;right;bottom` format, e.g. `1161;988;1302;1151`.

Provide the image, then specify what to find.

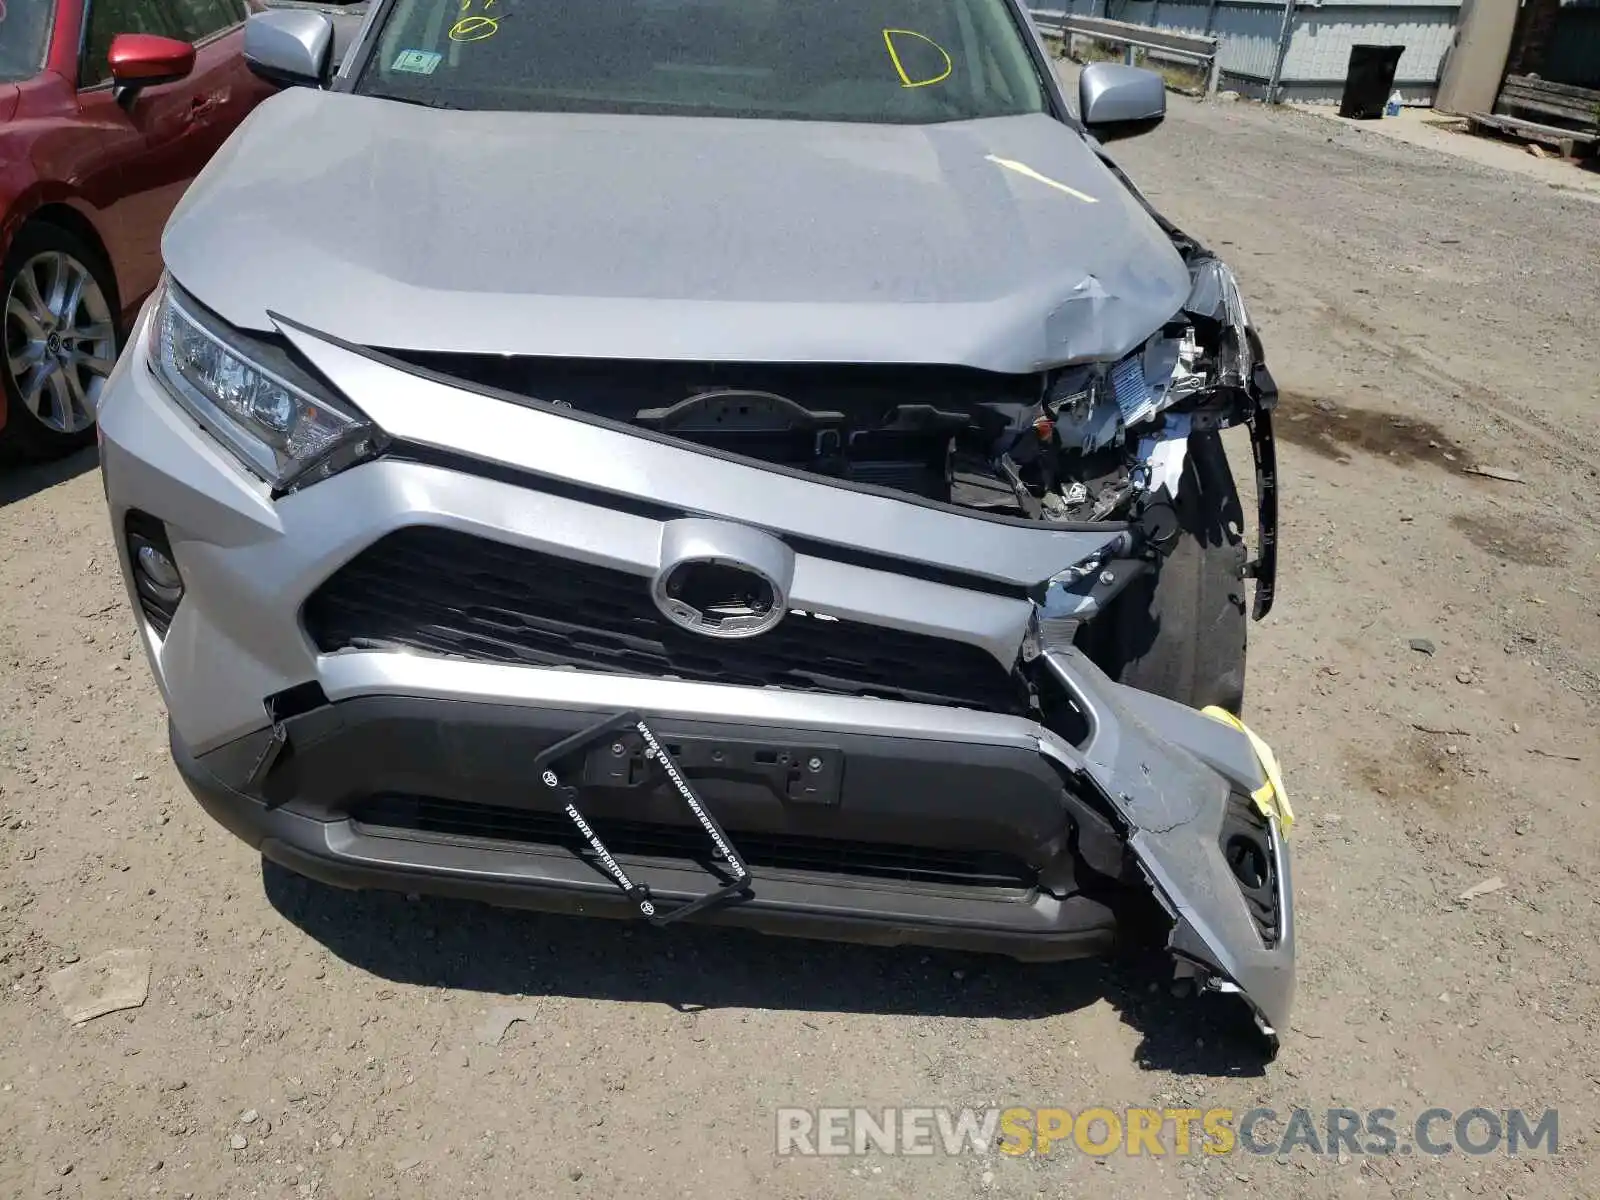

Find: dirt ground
3;83;1599;1200
1295;104;1600;203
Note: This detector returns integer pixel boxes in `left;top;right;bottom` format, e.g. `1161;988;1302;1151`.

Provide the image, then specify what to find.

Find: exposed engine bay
391;247;1279;622
626;254;1257;528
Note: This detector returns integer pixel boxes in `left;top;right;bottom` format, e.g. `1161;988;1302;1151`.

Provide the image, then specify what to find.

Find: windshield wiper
368;92;462;111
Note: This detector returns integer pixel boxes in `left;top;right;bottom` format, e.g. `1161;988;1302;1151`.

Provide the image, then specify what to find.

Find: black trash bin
1338;44;1405;119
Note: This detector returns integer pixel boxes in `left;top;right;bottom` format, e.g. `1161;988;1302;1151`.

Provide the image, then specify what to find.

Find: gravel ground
3;83;1598;1200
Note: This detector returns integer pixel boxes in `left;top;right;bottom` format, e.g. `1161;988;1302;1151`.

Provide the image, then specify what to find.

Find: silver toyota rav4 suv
96;0;1294;1042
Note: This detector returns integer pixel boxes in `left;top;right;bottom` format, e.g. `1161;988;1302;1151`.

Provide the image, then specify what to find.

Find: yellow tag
1201;706;1295;835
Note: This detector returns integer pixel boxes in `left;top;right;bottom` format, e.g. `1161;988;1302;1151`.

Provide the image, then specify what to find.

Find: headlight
1184;257;1254;389
149;281;381;493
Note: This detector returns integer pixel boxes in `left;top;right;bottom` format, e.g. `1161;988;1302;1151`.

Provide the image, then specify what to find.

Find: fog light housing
125;511;183;636
136;545;182;598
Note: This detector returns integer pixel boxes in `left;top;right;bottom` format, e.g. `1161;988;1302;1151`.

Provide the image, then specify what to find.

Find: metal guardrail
1030;10;1223;97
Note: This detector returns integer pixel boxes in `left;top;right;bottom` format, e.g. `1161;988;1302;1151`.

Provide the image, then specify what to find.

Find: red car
1;0;275;460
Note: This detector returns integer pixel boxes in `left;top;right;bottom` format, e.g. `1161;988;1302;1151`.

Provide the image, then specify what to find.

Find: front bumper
96;303;1295;1037
173;696;1132;960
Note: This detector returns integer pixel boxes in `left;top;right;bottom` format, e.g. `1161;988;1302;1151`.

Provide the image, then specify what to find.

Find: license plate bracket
533;711;754;924
579;736;843;806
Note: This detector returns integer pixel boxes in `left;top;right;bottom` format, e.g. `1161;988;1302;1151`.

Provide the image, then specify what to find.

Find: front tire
1;222;120;463
1085;430;1249;714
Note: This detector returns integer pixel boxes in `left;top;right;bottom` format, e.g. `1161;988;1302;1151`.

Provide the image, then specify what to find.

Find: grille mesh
303;526;1022;712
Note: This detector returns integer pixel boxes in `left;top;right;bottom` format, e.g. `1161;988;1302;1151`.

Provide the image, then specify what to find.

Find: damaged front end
1032;248;1279;624
389;245;1279;632
100;0;1294;1049
1036;647;1295;1045
110;242;1291;1048
257;243;1293;1043
1033;250;1292;1042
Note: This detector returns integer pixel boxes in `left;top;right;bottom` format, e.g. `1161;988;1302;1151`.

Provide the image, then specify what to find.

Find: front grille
303;527;1023;712
352;795;1037;891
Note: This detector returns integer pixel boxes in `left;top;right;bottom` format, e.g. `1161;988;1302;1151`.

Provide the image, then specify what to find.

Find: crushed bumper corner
1042;649;1296;1041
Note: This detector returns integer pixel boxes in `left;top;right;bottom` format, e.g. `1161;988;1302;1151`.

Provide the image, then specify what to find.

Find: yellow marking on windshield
882;29;952;88
449;0;500;41
985;155;1099;204
449;11;499;40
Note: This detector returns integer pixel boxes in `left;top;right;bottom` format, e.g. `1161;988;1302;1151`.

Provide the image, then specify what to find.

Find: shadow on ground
0;446;98;508
262;862;1274;1077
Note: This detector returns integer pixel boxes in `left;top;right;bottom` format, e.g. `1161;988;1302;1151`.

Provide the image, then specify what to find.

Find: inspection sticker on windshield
392;49;443;74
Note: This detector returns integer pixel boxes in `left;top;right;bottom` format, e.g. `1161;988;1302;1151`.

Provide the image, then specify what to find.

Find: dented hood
164;88;1190;371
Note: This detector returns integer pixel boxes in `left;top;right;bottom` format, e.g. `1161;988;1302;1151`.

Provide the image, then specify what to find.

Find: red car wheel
2;222;120;462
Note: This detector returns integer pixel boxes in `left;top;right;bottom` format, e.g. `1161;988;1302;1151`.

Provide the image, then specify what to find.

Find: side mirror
108;33;196;104
244;9;335;89
1079;62;1167;142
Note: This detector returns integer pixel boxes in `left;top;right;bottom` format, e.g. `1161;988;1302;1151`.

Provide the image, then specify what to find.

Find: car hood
164;88;1190;372
0;85;20;123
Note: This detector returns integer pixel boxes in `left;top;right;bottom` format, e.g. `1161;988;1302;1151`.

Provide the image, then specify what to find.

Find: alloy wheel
4;250;117;434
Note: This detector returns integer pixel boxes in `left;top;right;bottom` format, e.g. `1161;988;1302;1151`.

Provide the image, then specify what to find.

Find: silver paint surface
164;90;1190;372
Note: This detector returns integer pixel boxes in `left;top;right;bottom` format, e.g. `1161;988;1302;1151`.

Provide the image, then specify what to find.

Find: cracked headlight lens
150;281;380;493
1184;257;1254;389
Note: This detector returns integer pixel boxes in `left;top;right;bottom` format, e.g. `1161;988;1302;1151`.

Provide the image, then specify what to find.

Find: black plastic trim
1218;791;1280;949
264;309;1129;536
123;509;180;636
172;704;1131;956
198;695;1084;864
1246;403;1278;621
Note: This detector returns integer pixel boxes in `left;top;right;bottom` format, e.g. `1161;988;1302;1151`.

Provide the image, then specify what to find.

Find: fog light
136;544;182;601
125;511;183;636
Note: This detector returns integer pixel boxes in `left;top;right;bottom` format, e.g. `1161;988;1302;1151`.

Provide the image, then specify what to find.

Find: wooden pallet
1494;75;1600;133
1466;111;1599;159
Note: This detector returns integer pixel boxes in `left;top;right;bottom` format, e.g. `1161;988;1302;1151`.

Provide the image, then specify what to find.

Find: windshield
355;0;1050;123
0;0;55;82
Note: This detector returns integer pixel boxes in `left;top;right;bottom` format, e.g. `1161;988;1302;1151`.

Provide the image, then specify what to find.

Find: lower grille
303;526;1023;712
352;795;1038;891
1221;792;1281;948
